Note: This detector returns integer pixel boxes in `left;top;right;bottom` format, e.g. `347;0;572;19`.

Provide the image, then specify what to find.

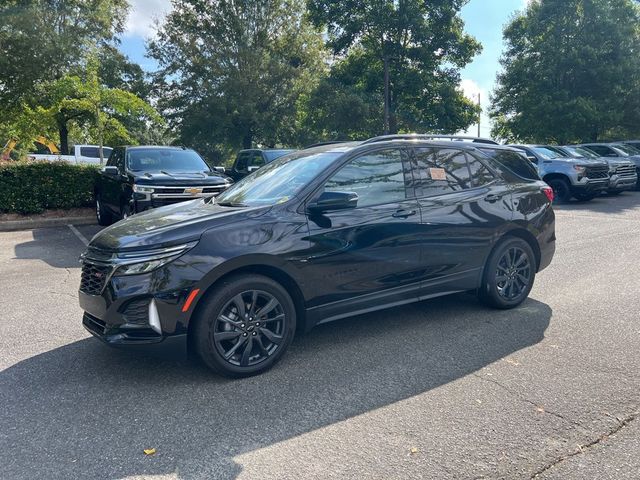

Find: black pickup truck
95;146;232;225
226;148;295;181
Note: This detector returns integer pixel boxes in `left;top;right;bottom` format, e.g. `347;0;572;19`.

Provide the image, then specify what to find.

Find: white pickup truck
29;145;113;165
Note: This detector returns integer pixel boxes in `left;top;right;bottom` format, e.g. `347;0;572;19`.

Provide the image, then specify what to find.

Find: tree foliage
306;0;482;138
491;0;640;143
148;0;327;159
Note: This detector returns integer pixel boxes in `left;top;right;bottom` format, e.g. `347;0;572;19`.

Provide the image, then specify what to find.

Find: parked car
556;145;638;195
578;143;640;189
29;144;113;164
621;140;640;151
94;146;233;225
225;148;295;181
80;136;555;377
508;144;609;202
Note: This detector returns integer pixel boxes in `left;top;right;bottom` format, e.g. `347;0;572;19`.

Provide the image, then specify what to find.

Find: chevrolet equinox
79;136;556;377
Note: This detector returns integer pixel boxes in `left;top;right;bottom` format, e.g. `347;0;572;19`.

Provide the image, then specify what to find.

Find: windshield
264;149;295;162
563;146;598;158
531;147;565;159
613;144;640;156
539;146;570;158
215;151;341;206
127;148;210;172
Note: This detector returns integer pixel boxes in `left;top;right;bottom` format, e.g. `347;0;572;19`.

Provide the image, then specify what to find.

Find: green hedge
0;161;99;214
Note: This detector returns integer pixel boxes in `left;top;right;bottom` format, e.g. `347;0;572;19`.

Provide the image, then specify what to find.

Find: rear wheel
95;194;113;226
479;237;536;309
192;274;296;377
547;178;572;204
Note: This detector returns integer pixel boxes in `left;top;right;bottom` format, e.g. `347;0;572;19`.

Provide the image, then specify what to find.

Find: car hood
549;158;607;167
89;199;270;252
132;170;232;185
602;157;636;168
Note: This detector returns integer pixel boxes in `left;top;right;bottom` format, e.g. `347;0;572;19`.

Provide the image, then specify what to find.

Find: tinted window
127;148;210;172
479;149;540;181
585;145;614;156
80;147;112;158
249;152;265;168
106;149;118;167
467;154;496;186
324;149;407;207
235;152;250;172
413;148;471;197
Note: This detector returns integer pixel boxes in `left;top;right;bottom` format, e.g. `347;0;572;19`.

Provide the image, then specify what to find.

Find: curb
0;216;96;232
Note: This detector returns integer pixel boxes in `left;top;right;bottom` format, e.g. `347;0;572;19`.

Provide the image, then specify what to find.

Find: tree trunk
242;131;252;149
59;122;69;155
383;56;390;135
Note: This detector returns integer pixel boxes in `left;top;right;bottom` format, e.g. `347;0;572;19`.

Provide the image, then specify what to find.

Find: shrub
0;161;99;214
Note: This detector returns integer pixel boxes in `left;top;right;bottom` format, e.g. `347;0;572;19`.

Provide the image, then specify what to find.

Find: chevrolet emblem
185;187;203;195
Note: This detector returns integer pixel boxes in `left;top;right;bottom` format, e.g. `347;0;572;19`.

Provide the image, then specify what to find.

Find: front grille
585;166;609;179
80;262;112;295
152;185;227;195
120;299;150;325
202;186;226;194
151;197;194;207
614;165;637;178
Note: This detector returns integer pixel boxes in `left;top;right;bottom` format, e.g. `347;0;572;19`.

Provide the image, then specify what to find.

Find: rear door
409;147;512;292
304;147;425;317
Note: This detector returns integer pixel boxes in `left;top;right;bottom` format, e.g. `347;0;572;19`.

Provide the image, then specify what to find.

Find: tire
573;192;597;202
547;178;572;204
192;274;297;378
479;237;536;310
95;194;113;226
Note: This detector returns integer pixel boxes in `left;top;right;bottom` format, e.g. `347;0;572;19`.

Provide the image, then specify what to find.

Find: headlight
573;165;587;174
133;184;154;193
113;242;197;276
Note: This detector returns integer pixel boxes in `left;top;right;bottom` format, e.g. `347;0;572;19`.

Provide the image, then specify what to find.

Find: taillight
542;186;554;203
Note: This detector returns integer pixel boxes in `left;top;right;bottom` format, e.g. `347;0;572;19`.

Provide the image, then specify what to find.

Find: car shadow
1;294;552;479
554;190;640;215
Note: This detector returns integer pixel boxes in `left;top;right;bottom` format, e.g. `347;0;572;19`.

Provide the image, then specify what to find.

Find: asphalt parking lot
1;193;639;480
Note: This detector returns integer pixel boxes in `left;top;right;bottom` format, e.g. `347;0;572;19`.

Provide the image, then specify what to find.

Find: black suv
226;148;295;181
80;137;556;377
95;146;232;225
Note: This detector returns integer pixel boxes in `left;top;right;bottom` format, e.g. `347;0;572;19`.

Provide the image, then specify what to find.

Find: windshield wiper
216;201;247;207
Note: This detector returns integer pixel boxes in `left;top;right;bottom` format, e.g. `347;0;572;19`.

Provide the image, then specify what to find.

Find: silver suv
509;145;609;203
578;143;640;190
558;146;637;195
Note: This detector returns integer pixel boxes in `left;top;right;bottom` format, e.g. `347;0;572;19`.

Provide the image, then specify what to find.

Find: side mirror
248;165;260;173
103;166;119;176
307;191;358;213
213;166;226;173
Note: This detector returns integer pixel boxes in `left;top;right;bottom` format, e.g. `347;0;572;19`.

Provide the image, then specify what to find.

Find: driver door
303;147;425;320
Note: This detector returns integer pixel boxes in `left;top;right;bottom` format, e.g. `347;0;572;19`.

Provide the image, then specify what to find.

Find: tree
148;0;327;158
490;0;640;143
25;58;162;160
0;0;128;110
307;0;481;136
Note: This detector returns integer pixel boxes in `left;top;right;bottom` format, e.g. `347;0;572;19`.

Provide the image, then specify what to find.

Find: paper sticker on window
429;168;447;181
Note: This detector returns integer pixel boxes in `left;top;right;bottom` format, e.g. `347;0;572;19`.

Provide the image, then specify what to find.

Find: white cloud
125;0;171;38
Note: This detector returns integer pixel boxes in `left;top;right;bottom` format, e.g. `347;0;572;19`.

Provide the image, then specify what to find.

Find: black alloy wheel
193;274;296;377
480;237;536;309
547;178;571;204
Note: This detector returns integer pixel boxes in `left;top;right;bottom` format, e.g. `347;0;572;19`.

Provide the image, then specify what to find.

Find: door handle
392;209;417;218
484;194;503;203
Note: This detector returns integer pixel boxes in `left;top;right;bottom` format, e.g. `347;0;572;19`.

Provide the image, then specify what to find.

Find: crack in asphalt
530;412;638;479
472;373;586;430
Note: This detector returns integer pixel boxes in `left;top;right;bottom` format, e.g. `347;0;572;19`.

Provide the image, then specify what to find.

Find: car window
412;147;471;197
106;149;118;167
323;149;408;207
585;145;614;156
264;150;294;161
479;149;540;181
249;152;265;168
613;144;640;155
532;147;564;159
467;154;496;186
235;152;250;172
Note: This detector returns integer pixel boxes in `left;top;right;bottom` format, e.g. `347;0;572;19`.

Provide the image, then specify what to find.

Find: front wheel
479;237;536;309
96;194;113;226
192;274;296;377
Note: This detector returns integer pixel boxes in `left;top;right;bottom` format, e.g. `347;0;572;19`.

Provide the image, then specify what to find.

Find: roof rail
361;134;499;145
304;140;350;149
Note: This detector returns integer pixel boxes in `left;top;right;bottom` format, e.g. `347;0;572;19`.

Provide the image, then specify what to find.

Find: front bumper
79;257;202;345
571;179;608;194
608;174;638;192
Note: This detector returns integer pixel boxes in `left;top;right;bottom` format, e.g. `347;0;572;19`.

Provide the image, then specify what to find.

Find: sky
119;0;531;137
